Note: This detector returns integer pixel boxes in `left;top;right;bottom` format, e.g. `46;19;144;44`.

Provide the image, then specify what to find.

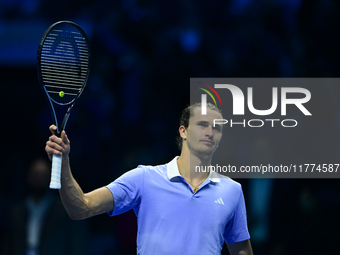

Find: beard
191;143;217;159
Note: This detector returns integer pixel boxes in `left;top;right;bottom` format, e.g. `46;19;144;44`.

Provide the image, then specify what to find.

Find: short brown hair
176;103;222;150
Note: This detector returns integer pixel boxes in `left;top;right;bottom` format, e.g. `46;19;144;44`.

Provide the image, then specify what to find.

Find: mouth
200;140;214;146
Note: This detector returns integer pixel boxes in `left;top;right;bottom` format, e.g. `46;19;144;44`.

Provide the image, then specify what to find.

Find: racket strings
40;25;89;105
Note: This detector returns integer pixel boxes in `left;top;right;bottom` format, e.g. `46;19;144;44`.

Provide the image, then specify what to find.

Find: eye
213;125;221;132
198;122;208;127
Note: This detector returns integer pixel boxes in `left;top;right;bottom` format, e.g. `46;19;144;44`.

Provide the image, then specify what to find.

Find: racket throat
59;105;73;134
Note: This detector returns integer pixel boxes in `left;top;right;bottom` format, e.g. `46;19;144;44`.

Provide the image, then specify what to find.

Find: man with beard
45;103;253;255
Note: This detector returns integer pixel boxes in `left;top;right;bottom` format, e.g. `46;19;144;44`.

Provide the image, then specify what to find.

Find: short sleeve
105;167;144;216
223;187;250;244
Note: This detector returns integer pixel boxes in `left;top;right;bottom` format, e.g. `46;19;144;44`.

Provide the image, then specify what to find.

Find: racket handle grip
50;154;62;189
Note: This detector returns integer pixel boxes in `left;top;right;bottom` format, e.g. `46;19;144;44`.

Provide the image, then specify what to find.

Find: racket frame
37;20;91;135
37;21;91;189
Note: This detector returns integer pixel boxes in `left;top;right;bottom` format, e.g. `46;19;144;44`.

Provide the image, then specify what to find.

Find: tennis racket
37;21;91;189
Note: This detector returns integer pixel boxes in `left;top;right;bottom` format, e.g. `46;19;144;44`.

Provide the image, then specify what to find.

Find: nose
205;126;213;138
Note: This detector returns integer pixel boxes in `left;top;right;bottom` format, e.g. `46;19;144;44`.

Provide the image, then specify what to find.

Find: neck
177;149;212;182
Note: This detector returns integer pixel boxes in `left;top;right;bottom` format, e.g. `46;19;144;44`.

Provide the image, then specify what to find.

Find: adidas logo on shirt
215;198;224;205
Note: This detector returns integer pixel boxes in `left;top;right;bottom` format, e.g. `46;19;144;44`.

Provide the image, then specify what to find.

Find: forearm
46;128;114;219
58;156;91;220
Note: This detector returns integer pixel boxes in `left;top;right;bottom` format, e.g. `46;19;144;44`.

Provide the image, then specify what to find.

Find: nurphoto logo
199;83;312;128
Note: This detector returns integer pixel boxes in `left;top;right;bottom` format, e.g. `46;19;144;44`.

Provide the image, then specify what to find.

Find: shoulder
214;172;242;193
117;162;167;180
136;163;168;177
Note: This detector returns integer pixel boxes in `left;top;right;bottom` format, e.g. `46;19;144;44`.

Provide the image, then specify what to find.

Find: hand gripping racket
37;21;90;189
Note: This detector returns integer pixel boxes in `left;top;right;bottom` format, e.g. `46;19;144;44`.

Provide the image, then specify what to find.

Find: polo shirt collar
167;156;220;182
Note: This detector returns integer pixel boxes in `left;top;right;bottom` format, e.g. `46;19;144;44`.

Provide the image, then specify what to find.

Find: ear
179;125;187;140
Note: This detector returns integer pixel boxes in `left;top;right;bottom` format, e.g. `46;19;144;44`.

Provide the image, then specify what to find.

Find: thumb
61;130;70;145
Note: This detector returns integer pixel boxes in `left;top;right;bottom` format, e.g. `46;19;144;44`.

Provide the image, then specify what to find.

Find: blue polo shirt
106;157;250;255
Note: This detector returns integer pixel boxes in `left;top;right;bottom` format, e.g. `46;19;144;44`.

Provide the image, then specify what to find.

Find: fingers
45;128;70;158
49;124;57;135
61;130;70;145
46;136;65;156
45;143;62;157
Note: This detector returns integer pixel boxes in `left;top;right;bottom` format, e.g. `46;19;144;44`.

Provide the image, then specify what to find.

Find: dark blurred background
1;0;340;254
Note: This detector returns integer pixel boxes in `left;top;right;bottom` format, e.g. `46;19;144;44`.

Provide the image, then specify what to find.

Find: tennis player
45;103;253;255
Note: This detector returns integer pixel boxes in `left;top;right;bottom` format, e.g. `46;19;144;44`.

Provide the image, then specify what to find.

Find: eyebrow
196;120;222;129
196;120;209;125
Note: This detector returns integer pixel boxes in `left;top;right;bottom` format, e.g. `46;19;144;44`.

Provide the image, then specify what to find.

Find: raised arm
45;125;114;220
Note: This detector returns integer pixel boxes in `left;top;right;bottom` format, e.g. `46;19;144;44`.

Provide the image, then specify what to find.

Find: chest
137;177;238;229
